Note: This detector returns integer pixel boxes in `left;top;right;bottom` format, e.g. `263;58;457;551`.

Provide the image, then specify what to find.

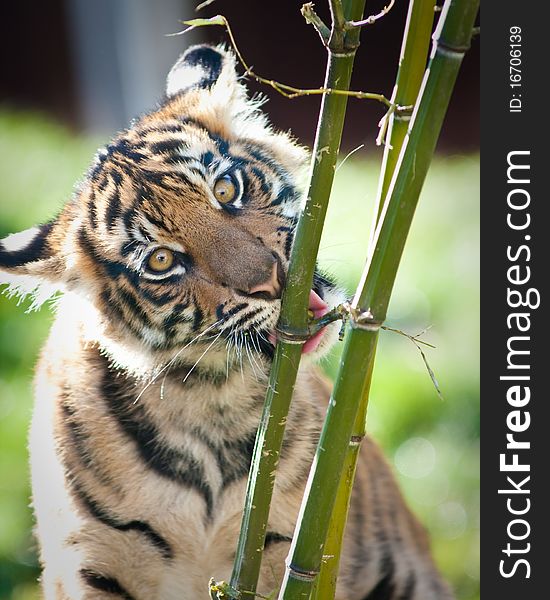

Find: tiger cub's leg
38;514;171;600
42;564;138;600
31;373;169;599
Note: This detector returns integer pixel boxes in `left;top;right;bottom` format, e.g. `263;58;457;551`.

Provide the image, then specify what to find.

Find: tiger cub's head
0;45;342;377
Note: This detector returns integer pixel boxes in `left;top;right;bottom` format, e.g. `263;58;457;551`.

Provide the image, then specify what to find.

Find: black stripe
121;239;139;257
105;186;122;231
252;166;271;195
70;478;172;560
100;290;144;341
59;395;114;486
245;144;294;190
245;144;282;172
149;139;184;155
202;151;215;167
78;228;131;281
228;307;264;332
192;304;204;332
397;572;416;600
363;552;397;600
80;569;136;599
100;357;215;518
215;302;249;322
122;206;137;231
0;222;53;268
162;302;193;340
212;430;257;487
121;182;148;233
179;45;223;90
139;286;179;307
283;229;293;260
116;287;155;329
110;157;138;181
270;184;297;207
142;168;171;185
97;171;110;192
111;169;123;187
264;531;292;549
141;212;170;233
88;190;98;228
350;474;371;576
210;133;230;157
61;399;91;466
313;270;337;299
106;138;147;163
136;123;186;136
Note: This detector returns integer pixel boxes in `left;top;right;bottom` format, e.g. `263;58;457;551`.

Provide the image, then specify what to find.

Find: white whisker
247;334;264;378
244;337;258;380
134;318;224;404
182;329;224;383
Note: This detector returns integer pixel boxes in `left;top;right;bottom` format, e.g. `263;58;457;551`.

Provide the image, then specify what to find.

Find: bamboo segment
374;0;436;224
228;1;366;596
279;1;479;598
280;330;379;599
311;356;375;600
313;3;437;597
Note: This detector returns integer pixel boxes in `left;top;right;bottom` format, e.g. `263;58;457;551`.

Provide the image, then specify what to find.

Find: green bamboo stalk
312;3;436;597
311;355;375;600
227;1;366;597
374;0;436;223
279;1;479;597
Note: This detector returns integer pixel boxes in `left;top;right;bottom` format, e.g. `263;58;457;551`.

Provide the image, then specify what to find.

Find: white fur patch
0;273;61;312
166;64;206;97
1;227;40;252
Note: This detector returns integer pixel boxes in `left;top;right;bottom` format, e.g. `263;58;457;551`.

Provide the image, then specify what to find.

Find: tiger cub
0;45;453;599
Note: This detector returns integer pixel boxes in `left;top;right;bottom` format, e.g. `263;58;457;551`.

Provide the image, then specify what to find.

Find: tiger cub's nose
247;261;283;300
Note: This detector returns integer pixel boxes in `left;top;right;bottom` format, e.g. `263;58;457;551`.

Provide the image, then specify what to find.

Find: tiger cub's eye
147;248;175;272
213;175;237;204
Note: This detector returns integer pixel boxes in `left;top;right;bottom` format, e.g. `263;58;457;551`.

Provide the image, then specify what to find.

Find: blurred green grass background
0;110;479;599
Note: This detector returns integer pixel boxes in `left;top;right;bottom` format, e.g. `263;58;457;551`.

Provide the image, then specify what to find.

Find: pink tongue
268;290;329;354
308;289;329;316
302;290;329;354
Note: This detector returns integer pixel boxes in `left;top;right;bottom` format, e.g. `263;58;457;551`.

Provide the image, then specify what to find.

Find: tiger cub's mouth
266;289;330;355
303;290;330;354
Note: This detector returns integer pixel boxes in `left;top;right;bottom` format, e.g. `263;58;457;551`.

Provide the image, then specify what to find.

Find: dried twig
347;0;396;27
196;0;217;11
308;305;443;400
168;15;403;110
381;324;444;400
301;3;331;46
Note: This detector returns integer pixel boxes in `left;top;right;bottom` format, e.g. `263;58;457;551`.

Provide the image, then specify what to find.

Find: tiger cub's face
0;45;341;376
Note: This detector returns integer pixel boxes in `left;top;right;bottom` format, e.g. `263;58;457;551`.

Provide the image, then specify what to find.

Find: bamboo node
394;113;412;123
274;326;310;344
343;303;384;332
329;50;358;58
436;39;471;57
287;562;320;582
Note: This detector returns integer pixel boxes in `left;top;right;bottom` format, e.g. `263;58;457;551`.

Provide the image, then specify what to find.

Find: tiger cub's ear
166;44;227;97
165;44;253;115
0;221;67;293
165;44;308;170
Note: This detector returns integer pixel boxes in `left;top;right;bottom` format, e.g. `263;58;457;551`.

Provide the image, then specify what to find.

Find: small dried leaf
183;15;226;27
